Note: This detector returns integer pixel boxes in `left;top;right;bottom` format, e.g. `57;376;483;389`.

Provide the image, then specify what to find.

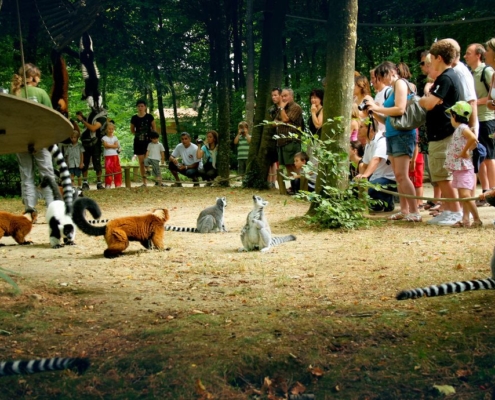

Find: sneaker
97;183;105;190
437;212;463;226
426;211;450;225
82;182;90;191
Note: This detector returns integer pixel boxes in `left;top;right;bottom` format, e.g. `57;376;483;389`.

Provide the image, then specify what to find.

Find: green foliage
0;267;20;294
294;120;373;230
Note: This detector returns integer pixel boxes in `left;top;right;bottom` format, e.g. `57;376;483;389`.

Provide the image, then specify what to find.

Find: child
289;151;315;194
234;121;251;175
144;131;166;187
65;129;85;188
101;121;122;188
444;101;481;228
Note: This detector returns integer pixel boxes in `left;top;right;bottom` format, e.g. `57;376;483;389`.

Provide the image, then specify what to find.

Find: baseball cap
446;101;472;119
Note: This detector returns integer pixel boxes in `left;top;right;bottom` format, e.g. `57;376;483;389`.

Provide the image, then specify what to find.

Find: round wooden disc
0;93;74;155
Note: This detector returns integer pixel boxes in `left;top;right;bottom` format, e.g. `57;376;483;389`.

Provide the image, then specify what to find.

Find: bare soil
1;184;495;399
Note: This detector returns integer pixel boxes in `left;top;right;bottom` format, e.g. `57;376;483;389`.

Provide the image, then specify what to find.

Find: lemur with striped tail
239;195;296;252
397;247;495;300
166;197;227;233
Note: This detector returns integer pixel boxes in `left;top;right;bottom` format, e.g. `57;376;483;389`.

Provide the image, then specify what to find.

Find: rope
15;0;28;99
376;187;480;203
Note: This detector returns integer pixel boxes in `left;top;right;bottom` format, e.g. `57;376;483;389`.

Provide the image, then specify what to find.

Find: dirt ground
1;183;495;399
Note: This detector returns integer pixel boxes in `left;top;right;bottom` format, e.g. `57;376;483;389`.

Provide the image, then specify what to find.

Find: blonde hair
11;63;41;96
485;38;495;53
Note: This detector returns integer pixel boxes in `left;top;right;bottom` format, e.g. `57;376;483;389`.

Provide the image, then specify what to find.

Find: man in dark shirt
275;88;303;175
419;39;462;226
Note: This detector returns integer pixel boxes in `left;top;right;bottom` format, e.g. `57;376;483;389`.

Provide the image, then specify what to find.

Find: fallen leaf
308;366;324;377
290;381;306;395
433;384;456;395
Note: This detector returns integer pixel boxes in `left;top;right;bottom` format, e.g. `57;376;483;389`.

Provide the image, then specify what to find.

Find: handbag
389;79;427;131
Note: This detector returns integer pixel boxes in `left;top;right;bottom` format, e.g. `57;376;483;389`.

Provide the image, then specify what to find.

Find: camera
196;138;203;145
357;99;369;111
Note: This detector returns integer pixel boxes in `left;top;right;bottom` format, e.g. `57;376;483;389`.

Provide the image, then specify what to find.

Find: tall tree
244;0;255;129
244;0;287;188
318;0;358;192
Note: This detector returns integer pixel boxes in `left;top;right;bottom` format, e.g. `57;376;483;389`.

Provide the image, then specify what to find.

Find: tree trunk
166;71;180;133
245;0;255;129
313;0;358;201
244;0;287;188
153;65;170;159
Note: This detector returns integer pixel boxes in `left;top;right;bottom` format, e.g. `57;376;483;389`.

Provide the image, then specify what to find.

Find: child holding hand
445;101;481;228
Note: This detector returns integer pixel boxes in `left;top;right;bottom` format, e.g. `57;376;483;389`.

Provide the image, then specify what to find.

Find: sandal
451;221;470;228
423;201;436;210
405;213;422;222
429;203;442;212
469;220;483;228
388;212;406;220
429;210;442;217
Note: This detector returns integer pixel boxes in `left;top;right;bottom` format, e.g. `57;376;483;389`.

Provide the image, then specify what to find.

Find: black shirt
426;68;460;142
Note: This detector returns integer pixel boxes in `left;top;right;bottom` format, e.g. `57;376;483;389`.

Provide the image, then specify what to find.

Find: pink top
350;129;358;141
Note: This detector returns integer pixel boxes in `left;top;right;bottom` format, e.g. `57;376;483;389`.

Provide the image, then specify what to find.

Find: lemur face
253;195;268;208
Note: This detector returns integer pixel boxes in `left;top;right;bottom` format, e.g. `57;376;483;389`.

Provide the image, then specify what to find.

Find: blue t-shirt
383;90;416;138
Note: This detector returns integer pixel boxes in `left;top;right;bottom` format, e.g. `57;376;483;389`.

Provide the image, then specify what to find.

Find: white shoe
426;211;450;225
437;212;463;226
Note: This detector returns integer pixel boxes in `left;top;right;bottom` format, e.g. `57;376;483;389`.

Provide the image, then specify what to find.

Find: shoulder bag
389;79;427;131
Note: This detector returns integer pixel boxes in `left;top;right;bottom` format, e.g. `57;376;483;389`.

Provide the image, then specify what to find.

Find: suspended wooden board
0;93;73;155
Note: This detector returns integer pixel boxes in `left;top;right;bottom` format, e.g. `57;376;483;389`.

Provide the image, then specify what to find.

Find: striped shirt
237;135;249;160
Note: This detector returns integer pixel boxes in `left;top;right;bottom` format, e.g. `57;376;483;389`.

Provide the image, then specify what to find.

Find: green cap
447;101;472;119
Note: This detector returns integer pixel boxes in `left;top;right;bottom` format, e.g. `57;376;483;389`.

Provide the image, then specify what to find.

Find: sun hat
446;101;472;119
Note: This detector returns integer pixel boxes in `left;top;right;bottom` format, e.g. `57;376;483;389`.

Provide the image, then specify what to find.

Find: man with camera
275;88;303;175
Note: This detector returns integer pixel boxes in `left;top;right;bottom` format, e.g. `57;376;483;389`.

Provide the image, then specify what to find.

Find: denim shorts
386;132;416;158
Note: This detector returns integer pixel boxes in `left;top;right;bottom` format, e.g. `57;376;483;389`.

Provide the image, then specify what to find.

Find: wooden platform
0;93;73;155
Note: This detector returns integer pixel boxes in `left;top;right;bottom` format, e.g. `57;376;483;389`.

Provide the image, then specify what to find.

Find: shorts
134;140;150;156
428;136;453;183
478;120;495;160
408;162;424;188
237;159;247;175
386;132;415;158
69;167;82;178
277;141;301;166
144;158;161;177
452;168;475;190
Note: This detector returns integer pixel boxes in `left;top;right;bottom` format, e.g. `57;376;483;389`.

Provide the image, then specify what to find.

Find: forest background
0;0;494;195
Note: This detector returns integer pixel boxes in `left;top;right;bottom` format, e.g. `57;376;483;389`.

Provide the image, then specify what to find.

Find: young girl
101;121;122;188
197;130;219;183
350;104;360;142
445;101;481;228
349;140;364;180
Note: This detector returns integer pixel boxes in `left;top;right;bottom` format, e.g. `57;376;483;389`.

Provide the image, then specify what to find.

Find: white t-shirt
362;131;395;181
147;142;165;161
454;62;477;102
171;143;199;166
102;135;120;156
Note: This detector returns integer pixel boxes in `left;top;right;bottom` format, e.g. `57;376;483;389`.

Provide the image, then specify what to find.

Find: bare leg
138;154;147;185
390;155;418;214
436;180;461;212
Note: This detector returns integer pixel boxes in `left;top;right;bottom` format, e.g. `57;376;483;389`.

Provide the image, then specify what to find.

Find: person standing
419;39;462;226
11;63;57;214
234;121;251;176
197;130;219;183
76;105;107;190
464;43;495;203
65;130;85;188
144;131;166;187
101;121;122;188
267;87;282;188
367;61;421;222
275;88;303;176
130;99;156;187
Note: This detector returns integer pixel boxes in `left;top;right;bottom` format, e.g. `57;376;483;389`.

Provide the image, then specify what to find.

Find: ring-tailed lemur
239;195;296;252
165;197;227;233
0;357;89;376
397;247;495;300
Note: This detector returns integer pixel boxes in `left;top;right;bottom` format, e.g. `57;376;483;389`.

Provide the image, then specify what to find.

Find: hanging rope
376;186;480;203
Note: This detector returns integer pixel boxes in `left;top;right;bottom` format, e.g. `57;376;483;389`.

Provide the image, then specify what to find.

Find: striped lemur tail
0;357;89;376
270;235;296;247
165;225;198;232
396;246;495;300
48;144;73;213
72;197;106;236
